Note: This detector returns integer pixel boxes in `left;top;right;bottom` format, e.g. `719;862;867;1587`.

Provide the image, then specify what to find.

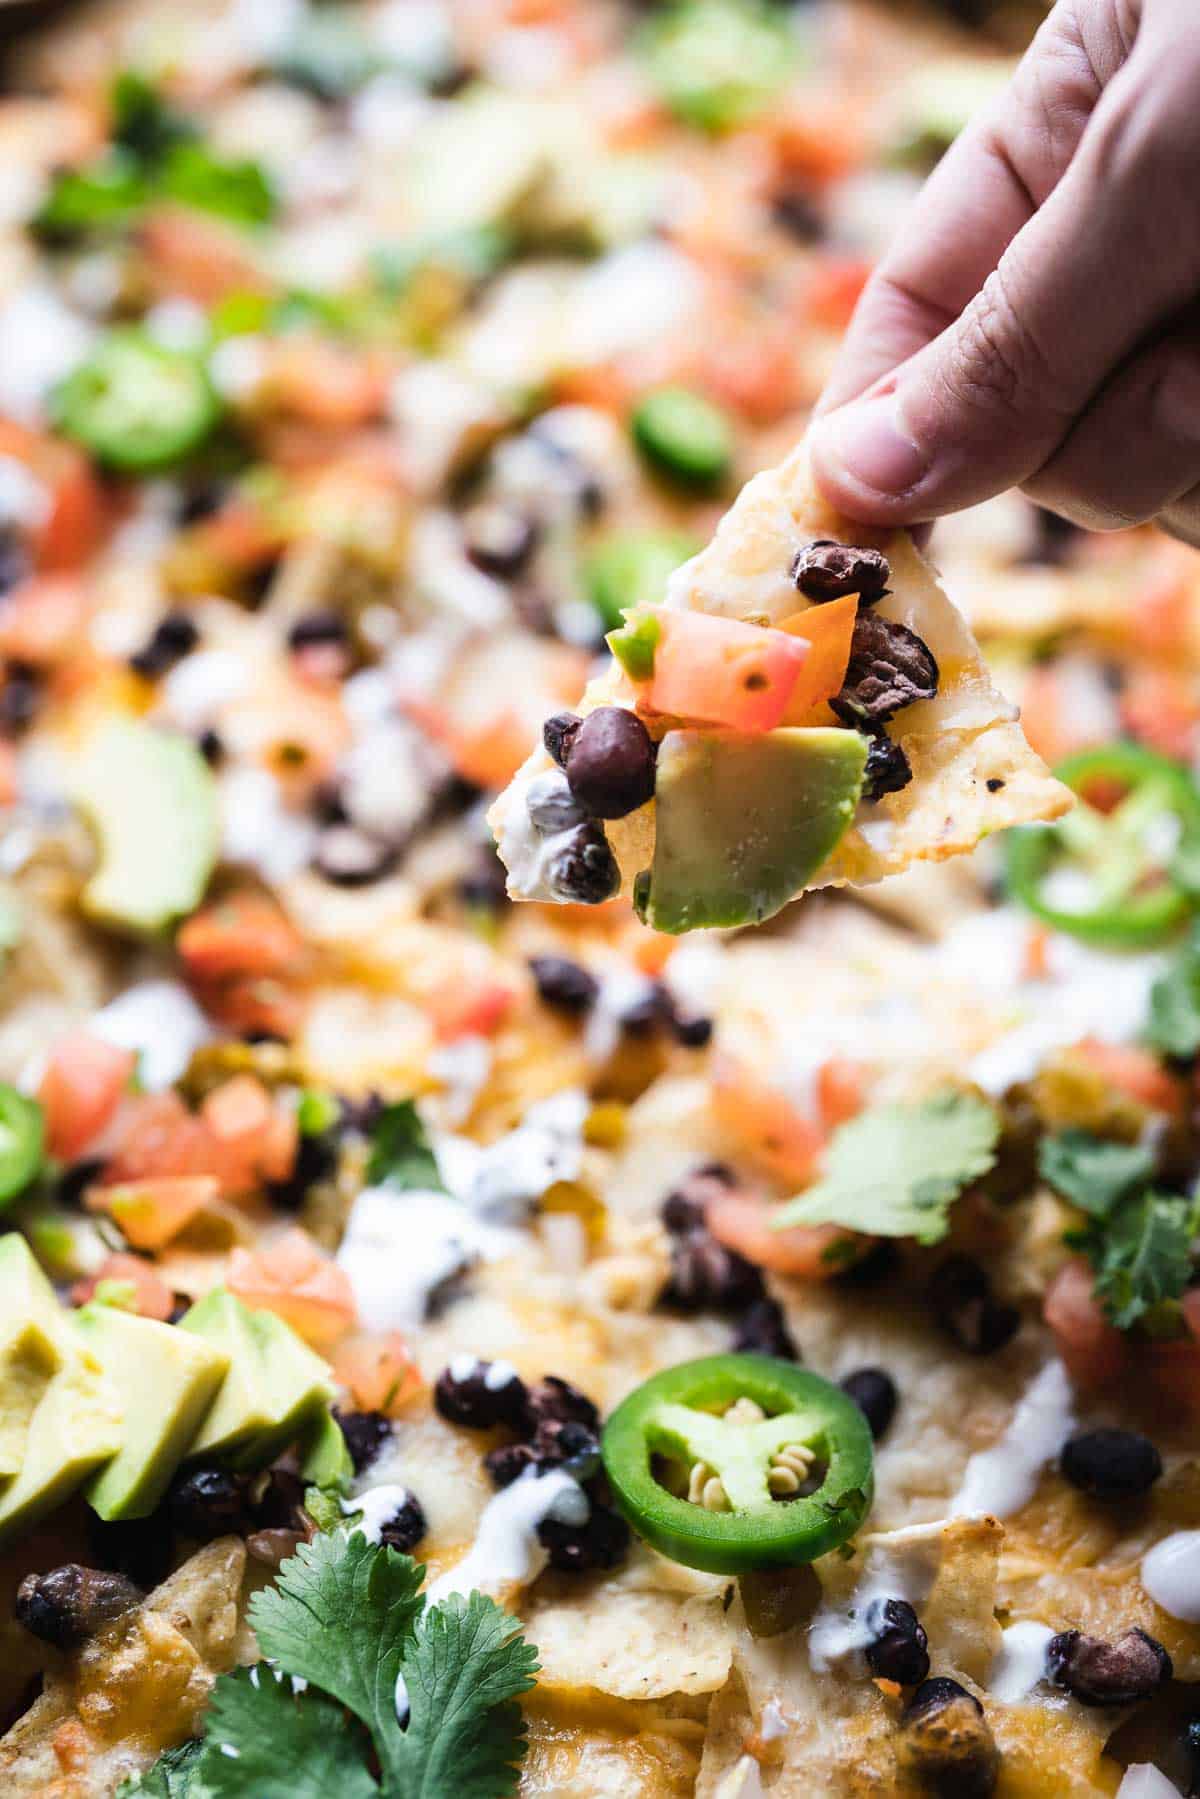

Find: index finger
814;7;1117;418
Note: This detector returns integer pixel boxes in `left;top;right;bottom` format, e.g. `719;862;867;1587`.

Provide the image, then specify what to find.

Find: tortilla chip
521;1688;707;1797
490;446;1070;916
0;1538;247;1798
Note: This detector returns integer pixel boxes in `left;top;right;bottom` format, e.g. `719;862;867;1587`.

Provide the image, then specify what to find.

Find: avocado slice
0;1234;70;1478
634;726;867;934
75;1303;229;1520
0;1237;124;1544
180;1289;335;1472
298;1407;353;1492
69;718;219;935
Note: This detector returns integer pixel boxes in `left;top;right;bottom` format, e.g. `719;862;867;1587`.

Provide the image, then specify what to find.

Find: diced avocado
75;1304;229;1520
0;1234;69;1478
0;1239;124;1544
634;727;867;934
298;1407;353;1492
69;718;218;935
180;1289;335;1472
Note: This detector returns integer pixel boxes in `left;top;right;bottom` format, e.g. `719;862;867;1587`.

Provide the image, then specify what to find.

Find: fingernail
817;393;930;498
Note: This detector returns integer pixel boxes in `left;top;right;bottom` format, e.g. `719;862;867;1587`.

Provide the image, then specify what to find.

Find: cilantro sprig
1037;1130;1156;1219
1145;924;1200;1059
365;1098;444;1192
119;1533;538;1799
773;1090;999;1245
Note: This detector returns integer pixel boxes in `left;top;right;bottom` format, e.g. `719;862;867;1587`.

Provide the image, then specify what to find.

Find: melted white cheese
221;765;318;885
90;980;212;1091
424;1466;587;1604
463;1089;587;1219
808;1529;941;1673
336;1186;521;1333
951;1360;1075;1519
988;1620;1055;1703
1140;1532;1200;1623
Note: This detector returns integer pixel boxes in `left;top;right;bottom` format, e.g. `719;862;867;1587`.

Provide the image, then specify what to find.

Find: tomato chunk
707;1189;862;1279
1044;1258;1126;1388
87;1175;218;1250
332;1331;424;1415
39;1032;135;1161
71;1251;175;1321
641;610;808;733
228;1228;357;1349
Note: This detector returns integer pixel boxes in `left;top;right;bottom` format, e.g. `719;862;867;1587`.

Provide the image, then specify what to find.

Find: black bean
564;708;656;820
523;1376;600;1433
313;824;398;887
831;1238;900;1288
0;663;40;737
928;1256;1020;1356
178;482;225;526
619;982;673;1038
543;711;581;769
1020;507;1080;568
529;955;599;1015
168;1466;252;1541
670;1010;713;1048
537;1500;629;1573
840;1368;897;1441
16;1565;141;1648
904;1677;983;1723
56;1155;106;1210
546;823;620;904
287;610;347;650
1183;1717;1200;1797
484;1440;536;1488
86;1512;174;1590
333;1408;392;1476
129;612;199;679
434;1358;530;1431
526;771;589;835
267;1127;337;1211
792;539;890;604
831;612;939;726
378;1490;427;1553
459;841;509;912
251;1467;307;1530
772;188;824;243
865;1598;930;1685
461;501;538;577
900;1678;998;1799
861;730;912;802
197;727;224;765
660;1163;736;1235
485;1420;601;1490
0;529;31;597
1060;1429;1163;1500
665;1229;764;1314
1047;1628;1172;1707
731;1296;799;1360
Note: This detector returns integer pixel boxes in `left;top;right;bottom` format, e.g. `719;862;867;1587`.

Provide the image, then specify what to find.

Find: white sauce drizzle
951;1360;1075;1519
336;1186;521;1333
495;778;578;904
345;1484;413;1546
1117;1768;1185;1799
1140;1532;1200;1623
424;1467;587;1604
90;980;212;1092
988;1620;1055;1704
807;1531;940;1674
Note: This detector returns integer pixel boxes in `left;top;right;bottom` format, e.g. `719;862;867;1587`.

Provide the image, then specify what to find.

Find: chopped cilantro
123;1534;539;1799
1037;1130;1156;1219
366;1098;443;1191
110;70;195;161
1145;926;1200;1058
1090;1190;1198;1331
773;1090;999;1244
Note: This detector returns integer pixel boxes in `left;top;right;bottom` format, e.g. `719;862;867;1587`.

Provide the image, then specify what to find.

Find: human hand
810;0;1200;545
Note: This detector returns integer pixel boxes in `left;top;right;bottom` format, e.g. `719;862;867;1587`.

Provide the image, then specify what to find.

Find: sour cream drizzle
424;1467;587;1604
345;1484;414;1546
951;1360;1075;1520
988;1620;1055;1703
1140;1532;1200;1623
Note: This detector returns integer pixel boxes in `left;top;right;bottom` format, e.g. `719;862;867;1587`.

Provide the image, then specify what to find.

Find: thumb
810;38;1200;524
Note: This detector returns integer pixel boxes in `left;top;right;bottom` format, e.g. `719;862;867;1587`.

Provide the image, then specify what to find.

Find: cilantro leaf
1145;927;1200;1058
1038;1130;1155;1219
388;1591;539;1799
365;1099;443;1191
117;1742;204;1799
249;1531;423;1775
773;1090;999;1245
196;1667;378;1799
1091;1190;1197;1330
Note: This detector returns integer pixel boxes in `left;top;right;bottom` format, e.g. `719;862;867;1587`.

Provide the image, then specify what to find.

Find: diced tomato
332;1331;424;1416
262;339;391;431
815;1057;867;1132
777;594;858;721
189;973;307;1042
1043;1258;1126;1389
0;423;106;572
804;258;872;334
1073;1038;1184;1117
1130;562;1192;659
201;1075;297;1188
711;1056;824;1187
39;1032;135;1162
71;1251;174;1321
87;1175;219;1250
139;206;270;306
708;1188;862;1279
639;610;808;733
103;1091;214;1185
770;105;866;188
227;1229;356;1349
1119;666;1200;762
423;978;517;1042
410;701;536;792
0;742;17;809
178;893;304;982
0;576;90;667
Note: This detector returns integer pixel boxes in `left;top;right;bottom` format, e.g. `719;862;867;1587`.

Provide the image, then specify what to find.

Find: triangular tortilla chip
490;444;1070;921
